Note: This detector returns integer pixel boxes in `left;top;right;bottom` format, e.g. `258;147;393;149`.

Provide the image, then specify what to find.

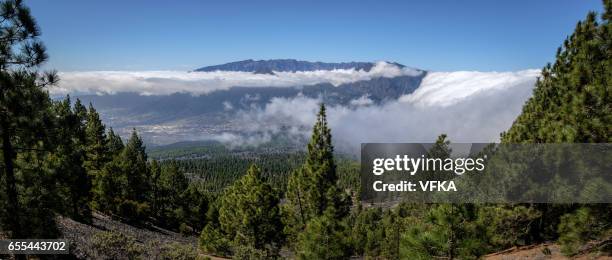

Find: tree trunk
1;118;22;238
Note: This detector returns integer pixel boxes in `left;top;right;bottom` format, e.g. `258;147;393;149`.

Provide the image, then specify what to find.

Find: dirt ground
484;243;611;260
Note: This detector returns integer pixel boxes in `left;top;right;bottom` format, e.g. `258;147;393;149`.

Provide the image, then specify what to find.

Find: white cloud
51;61;423;96
349;95;374;107
222;101;234;111
208;132;272;148
402;70;540;107
234;70;540;152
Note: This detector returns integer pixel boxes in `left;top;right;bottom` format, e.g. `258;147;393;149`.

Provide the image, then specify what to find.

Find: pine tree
92;127;123;212
84;103;109;175
428;134;451;158
107;127;124;156
418;134;452;185
93;156;123;213
93;129;151;222
185;184;211;232
0;0;57;239
400;204;485;259
379;210;401;259
156;161;189;227
160;161;188;206
46;97;92;222
149;159;162;219
73;99;87;141
217;165;284;256
284;103;351;247
296;208;352;260
498;1;611;254
501;1;611;143
122;129;149;202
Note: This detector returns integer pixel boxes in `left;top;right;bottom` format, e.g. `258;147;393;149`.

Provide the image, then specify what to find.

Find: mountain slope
57;212;203;259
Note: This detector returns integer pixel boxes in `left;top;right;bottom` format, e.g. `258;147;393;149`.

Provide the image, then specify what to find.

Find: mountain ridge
194;59;406;72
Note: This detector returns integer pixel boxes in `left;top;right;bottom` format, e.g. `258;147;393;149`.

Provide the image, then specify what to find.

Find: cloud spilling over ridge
402;70;541;107
233;70;539;152
51;61;422;96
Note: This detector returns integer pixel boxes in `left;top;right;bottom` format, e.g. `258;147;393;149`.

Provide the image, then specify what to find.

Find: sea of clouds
231;69;540;151
52;61;422;96
52;63;540;151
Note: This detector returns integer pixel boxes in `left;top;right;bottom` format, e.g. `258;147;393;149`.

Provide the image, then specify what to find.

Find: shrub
91;231;144;259
477;205;541;248
232;245;271;260
199;224;231;257
179;222;192;235
159;242;198;260
117;200;150;223
558;207;598;255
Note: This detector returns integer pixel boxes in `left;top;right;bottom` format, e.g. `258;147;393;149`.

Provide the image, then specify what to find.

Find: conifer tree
93;129;151;221
428;134;451;158
46;97;92;222
499;1;611;253
217;165;284;256
149;159;162;218
0;0;57;239
159;161;188;205
400;204;484;259
284;103;350;246
93;157;122;213
122;129;149;202
107;127;124;156
418;134;452;185
84;103;109;175
156;161;189;227
73;99;87;140
379;210;401;259
296;207;352;260
502;1;611;143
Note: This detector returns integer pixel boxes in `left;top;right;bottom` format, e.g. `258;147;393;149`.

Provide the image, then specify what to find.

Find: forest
0;0;611;259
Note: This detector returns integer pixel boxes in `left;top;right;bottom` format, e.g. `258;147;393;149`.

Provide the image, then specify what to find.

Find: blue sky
26;0;603;72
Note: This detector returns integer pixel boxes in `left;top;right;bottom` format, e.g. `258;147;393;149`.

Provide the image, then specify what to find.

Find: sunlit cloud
233;70;539;152
51;61;422;96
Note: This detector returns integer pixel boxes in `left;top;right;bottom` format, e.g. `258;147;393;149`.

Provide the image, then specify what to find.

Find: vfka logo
419;181;456;191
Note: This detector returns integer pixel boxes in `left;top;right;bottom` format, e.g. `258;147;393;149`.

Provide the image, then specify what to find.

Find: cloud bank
402;70;540;107
234;70;540;152
53;63;539;151
51;61;422;96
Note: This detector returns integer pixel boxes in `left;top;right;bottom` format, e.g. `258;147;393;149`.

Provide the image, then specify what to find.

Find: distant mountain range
194;59;404;73
75;59;426;145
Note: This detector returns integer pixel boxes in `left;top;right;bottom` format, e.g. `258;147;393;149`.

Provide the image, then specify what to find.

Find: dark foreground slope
57;212;201;259
53;211;609;260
